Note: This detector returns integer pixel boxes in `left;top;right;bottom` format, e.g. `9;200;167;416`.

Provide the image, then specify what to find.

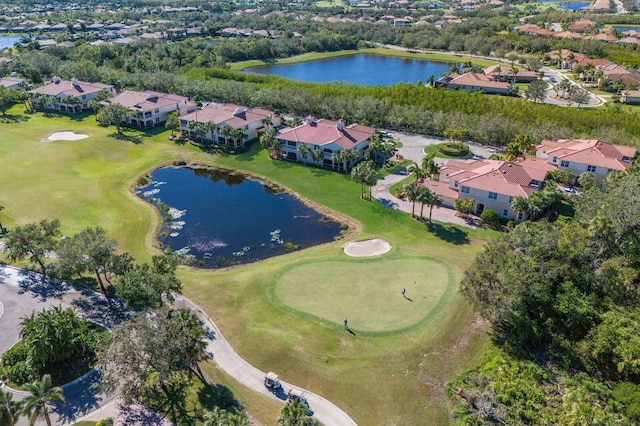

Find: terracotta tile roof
276;119;374;150
460;162;539;197
422;180;459;200
568;19;596;32
448;73;511;90
29;79;113;97
552;31;583;39
514;157;557;174
616;37;640;45
180;103;275;129
0;76;24;88
537;139;636;170
622;89;640;98
546;49;585;61
103;90;189;113
483;65;538;80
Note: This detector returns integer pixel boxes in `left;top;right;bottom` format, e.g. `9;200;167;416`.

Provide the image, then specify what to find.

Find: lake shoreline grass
230;47;499;71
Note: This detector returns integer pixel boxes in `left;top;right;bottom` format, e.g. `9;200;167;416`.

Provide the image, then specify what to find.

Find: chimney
53;76;61;84
71;77;78;87
336;120;344;131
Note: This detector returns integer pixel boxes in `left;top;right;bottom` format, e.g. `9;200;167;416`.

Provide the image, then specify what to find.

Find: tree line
450;164;640;424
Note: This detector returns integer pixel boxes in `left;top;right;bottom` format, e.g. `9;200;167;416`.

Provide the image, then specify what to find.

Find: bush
480;209;500;227
437;142;470;157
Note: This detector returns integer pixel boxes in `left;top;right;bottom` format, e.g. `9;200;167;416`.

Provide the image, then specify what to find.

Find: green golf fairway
273;258;451;333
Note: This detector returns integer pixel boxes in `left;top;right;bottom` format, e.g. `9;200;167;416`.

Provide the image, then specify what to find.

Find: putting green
273;258;452;333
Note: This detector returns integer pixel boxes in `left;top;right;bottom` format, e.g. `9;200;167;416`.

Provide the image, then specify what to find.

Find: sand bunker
48;131;89;141
343;238;391;257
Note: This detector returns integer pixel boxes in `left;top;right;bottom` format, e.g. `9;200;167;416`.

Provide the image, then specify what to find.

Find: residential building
0;76;24;90
29;77;114;113
568;18;597;33
483;65;538;83
536;139;637;180
101;90;196;128
440;73;512;95
179;103;280;149
276;118;375;172
621;89;640;104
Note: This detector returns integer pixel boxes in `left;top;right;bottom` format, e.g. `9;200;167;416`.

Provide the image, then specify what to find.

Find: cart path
0;265;357;425
174;295;358;426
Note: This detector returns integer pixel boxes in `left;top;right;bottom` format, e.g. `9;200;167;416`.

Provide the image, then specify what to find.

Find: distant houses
276;118;375;172
437;72;513;95
179;103;280;149
101;90;196;128
426;139;636;221
28;77;114;113
0;76;24;90
535;139;636;180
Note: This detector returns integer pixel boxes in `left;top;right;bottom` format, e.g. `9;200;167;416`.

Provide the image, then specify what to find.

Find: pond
536;0;590;10
136;166;344;268
613;26;640;33
0;35;21;50
244;54;452;86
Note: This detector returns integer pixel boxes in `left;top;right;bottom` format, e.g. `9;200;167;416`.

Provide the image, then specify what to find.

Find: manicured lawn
0;105;493;425
273;258;451;333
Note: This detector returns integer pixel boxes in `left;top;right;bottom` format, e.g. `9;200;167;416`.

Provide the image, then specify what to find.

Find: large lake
245;54;452;85
536;0;590;9
0;35;21;50
136;166;343;267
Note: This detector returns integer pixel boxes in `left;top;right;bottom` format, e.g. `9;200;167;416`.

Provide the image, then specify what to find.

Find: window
81;95;86;100
623;156;631;162
453;181;458;188
587;165;596;172
460;186;470;194
323;148;333;154
155;118;160;123
488;192;498;200
502;209;508;217
509;197;513;204
552;156;557;163
287;141;296;147
154;108;159;113
560;160;570;168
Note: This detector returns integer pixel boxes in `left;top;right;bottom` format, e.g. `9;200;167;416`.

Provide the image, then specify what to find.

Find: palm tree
426;190;442;222
0;388;23;426
421;153;439;179
426;74;435;87
311;148;324;166
278;400;314;426
509;64;519;85
331;150;344;171
403;181;422;218
511;196;529;221
21;374;65;426
407;162;426;182
297;143;311;166
259;127;280;158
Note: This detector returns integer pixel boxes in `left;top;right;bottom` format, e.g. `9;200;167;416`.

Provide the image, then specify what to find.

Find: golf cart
264;372;282;391
287;388;309;408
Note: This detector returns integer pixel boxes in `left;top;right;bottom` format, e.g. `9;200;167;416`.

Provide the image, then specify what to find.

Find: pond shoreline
133;160;360;269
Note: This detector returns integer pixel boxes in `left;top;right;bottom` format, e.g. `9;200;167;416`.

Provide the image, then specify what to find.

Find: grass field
424;144;473;160
0;105;493;425
273;258;451;333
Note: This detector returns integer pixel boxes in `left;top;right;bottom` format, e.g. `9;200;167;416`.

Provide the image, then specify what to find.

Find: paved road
173;295;358;426
0;265;357;426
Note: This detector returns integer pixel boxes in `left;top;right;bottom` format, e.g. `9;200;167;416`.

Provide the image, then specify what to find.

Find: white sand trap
343;238;391;257
48;131;89;141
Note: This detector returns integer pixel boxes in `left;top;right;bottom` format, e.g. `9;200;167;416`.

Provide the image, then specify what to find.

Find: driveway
385;131;499;165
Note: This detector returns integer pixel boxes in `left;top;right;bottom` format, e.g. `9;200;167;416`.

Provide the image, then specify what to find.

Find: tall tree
403;181;422;218
98;308;208;403
5;219;61;275
297;143;311;166
21;374;65;426
203;407;251;426
165;112;180;138
97;103;131;135
259;127;280;159
0;388;23;426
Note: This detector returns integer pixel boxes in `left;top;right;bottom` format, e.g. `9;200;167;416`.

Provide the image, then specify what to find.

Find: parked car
380;130;392;138
549;77;557;83
264;372;281;391
561;187;580;196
